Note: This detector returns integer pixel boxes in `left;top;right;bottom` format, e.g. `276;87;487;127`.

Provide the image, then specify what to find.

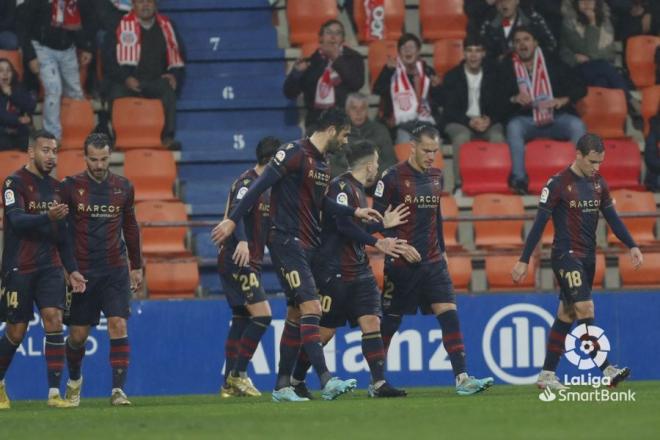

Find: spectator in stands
616;0;655;41
283;19;364;131
16;0;92;140
106;0;185;150
96;0;132;33
373;33;442;143
0;0;18;49
465;0;498;34
645;113;660;191
499;26;587;194
329;92;396;178
480;0;557;61
561;1;632;98
0;58;35;151
443;35;504;192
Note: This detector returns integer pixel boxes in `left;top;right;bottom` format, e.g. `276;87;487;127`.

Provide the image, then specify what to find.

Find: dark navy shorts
551;253;595;305
219;265;268;308
64;267;131;326
316;269;382;328
1;266;66;323
268;233;319;307
383;260;455;315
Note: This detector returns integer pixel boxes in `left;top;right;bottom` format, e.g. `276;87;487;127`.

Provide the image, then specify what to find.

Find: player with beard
212;109;383;402
0;130;86;409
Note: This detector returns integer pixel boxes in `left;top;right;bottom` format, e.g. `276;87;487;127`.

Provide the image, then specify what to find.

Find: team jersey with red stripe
539;167;613;259
1;167;65;274
60;171;142;275
218;168;271;273
373;161;444;267
318;173;372;281
267;139;331;249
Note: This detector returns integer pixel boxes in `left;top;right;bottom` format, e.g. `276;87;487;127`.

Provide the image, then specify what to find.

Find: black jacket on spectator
16;0;93;62
372;62;443;127
443;61;500;126
0;0;17;35
103;20;185;88
645;115;660;191
283;46;364;130
0;84;35;150
497;53;587;122
480;8;557;60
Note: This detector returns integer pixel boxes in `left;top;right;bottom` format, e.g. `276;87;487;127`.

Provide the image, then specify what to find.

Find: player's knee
40;310;63;331
574;301;594;319
359;315;381;333
299;300;322;316
286;306;301;323
107;318;128;338
6;324;27;344
319;327;336;344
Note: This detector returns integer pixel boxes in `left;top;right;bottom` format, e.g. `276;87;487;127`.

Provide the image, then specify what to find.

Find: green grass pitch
1;382;658;440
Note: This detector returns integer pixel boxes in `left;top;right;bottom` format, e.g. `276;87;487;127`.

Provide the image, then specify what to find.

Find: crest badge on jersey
4;189;15;206
374;180;384;197
236;187;249;200
336;192;349;206
540;187;550;203
78;188;85;196
275;150;286;163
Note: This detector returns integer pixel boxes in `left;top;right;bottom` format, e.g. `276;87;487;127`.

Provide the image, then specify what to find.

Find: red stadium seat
459;141;511;196
619;252;660;287
146;258;199;297
599;139;642;190
577;87;627;139
60;98;95;150
368;39;398;87
525;139;575;195
287;0;338;46
486;255;536;290
472;194;525;248
641;85;660;136
56;150;85;180
433;39;464;81
136;200;191;257
608;190;658;246
123;149;177;202
441;195;461;250
626;36;660;89
112;98;165;150
354;0;405;43
419;0;467;41
447;256;472;291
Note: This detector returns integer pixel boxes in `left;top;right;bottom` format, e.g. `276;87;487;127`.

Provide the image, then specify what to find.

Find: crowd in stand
0;0;184;152
284;0;660;194
0;0;658;194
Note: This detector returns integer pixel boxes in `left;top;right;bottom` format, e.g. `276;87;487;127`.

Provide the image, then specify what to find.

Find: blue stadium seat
179;80;291;110
194;231;218;259
160;0;272;11
177;28;280;62
178;162;250;182
168;10;273;30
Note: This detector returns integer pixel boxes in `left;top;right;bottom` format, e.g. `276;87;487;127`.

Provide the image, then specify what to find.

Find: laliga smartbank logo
538;325;636;403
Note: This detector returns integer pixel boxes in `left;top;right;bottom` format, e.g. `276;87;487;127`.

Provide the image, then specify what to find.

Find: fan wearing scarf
283;19;364;131
106;0;184;150
373;33;442;144
16;0;93;140
499;26;586;194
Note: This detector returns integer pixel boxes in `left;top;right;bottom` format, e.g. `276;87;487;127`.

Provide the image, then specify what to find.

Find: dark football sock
362;332;386;384
275;319;301;390
436;310;467;377
234;316;271;374
542;319;572;372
